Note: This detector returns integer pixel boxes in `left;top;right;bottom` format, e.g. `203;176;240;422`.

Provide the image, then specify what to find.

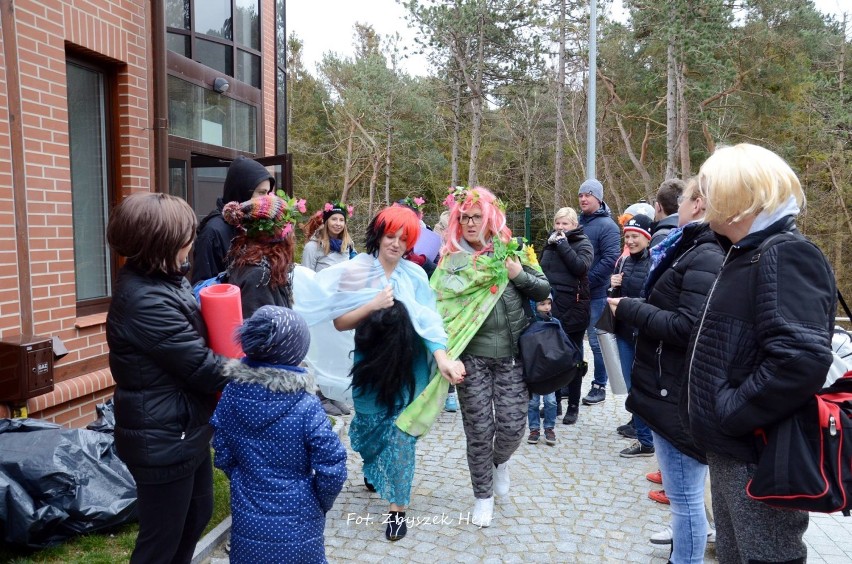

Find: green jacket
464;265;551;358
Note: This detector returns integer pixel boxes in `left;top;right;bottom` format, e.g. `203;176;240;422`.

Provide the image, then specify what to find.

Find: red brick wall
0;0;151;426
0;12;23;337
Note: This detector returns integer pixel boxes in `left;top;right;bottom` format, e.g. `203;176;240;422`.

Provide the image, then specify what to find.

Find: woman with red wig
296;205;465;542
432;187;550;528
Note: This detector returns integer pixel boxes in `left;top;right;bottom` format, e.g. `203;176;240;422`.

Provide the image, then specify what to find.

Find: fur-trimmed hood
218;359;320;433
223;358;315;394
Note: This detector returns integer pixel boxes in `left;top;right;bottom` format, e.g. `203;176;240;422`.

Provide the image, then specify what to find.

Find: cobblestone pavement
207;363;852;563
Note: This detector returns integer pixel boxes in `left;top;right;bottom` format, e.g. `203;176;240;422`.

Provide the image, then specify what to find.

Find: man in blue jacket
577;179;621;405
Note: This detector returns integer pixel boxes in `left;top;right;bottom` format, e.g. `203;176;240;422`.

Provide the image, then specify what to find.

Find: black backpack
519;317;586;395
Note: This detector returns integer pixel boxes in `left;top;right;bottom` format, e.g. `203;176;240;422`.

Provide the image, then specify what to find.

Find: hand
435;352;466;385
610;272;623;288
555;230;566;241
607;297;622;316
369;286;394;311
506;257;523;279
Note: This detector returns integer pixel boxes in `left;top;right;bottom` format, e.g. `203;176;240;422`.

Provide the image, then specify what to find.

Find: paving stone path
206;354;852;563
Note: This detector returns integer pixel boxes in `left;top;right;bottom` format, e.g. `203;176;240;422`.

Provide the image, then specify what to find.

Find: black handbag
518;317;586;395
746;372;852;515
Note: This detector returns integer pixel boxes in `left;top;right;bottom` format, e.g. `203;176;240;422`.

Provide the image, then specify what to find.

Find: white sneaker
471;497;493;528
494;461;510;497
649;526;716;545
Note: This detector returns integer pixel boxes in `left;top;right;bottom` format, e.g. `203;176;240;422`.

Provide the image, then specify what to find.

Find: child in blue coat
211;305;347;563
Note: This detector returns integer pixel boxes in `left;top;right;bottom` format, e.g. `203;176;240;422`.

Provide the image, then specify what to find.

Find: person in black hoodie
106;193;229;564
538;206;593;424
609;179;723;562
191;156;275;285
687;144;836;563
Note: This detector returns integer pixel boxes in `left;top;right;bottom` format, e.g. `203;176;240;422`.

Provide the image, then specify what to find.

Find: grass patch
0;452;230;563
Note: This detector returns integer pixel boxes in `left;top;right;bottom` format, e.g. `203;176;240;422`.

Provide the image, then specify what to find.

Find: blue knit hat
239;305;310;366
578;178;604;203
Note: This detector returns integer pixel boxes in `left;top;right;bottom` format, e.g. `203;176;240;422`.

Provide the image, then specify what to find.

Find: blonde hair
554;207;578;226
433;210;450;234
698;144;804;224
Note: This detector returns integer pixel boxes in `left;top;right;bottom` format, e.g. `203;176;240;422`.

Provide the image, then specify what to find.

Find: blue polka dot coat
211;360;347;563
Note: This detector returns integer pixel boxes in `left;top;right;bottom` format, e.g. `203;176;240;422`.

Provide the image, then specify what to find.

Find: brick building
0;0;289;426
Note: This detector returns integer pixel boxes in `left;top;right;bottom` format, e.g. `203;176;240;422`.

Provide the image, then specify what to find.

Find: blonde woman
301;201;356;272
687;144;836;562
538;207;593;424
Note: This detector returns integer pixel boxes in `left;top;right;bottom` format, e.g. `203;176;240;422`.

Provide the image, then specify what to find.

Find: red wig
365;206;421;255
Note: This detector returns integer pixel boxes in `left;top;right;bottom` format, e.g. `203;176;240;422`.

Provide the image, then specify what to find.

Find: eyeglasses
460;214;483;225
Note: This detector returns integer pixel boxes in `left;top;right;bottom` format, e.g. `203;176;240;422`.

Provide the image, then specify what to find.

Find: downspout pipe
150;0;169;193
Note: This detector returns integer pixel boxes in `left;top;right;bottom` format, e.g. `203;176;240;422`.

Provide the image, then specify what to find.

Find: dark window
166;0;262;88
166;32;190;57
235;0;260;50
66;60;114;309
196;38;233;76
165;0;190;29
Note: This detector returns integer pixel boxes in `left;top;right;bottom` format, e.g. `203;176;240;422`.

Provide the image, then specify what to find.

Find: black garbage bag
86;399;116;434
0;418;137;548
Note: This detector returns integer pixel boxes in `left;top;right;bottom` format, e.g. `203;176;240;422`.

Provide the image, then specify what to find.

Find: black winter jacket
228;260;294;319
107;264;229;484
191;204;233;285
539;228;593;334
617;223;724;463
686;217;836;463
650;214;679;248
610;249;651;342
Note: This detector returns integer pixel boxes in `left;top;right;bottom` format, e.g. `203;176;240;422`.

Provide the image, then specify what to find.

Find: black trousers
130;451;214;564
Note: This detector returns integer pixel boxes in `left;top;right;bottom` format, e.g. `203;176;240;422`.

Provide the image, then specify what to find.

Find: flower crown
442;186;506;212
223;194;306;240
317;200;354;221
398;196;426;213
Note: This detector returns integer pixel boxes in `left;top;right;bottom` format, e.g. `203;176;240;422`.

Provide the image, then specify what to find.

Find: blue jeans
653;431;709;564
527;392;556;430
616;335;653;447
585;296;608;386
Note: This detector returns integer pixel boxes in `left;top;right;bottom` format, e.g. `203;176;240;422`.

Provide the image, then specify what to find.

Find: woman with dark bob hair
687;144;836;563
296;205;465;542
106;193;229;564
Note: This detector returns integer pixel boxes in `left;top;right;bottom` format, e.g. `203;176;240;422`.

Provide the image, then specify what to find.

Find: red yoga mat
199;283;244;359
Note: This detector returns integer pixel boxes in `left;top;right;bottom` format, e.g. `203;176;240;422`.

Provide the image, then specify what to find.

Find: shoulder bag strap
838;290;852;321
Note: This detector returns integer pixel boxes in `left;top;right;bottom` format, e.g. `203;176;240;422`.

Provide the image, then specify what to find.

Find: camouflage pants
456;354;528;498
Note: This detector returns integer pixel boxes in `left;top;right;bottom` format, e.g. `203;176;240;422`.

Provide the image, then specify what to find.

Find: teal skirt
348;409;417;506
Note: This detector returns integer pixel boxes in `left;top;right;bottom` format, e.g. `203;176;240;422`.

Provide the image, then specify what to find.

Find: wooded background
283;0;851;300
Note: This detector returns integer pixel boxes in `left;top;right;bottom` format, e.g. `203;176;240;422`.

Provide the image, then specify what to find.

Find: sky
287;0;850;78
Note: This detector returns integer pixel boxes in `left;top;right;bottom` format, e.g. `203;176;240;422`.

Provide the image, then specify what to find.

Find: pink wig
441;187;512;256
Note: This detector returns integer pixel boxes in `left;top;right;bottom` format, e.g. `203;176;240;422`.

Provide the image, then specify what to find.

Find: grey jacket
463;244;551;358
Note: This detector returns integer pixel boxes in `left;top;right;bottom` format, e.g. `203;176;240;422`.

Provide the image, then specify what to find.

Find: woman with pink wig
432;187;550;527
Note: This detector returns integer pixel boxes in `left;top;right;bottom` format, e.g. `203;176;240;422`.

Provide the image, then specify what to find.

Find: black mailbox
0;335;54;402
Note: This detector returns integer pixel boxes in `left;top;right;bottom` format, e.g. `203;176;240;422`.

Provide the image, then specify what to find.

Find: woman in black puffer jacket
610;180;724;563
687;144;836;563
539;207;593;424
107;193;228;564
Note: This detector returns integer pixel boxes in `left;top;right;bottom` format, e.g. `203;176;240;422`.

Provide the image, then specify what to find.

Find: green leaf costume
395;238;541;436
